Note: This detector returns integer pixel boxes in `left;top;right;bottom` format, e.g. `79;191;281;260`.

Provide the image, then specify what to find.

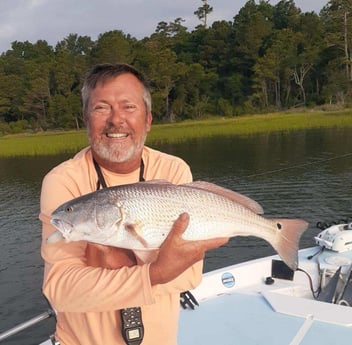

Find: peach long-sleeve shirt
40;146;203;345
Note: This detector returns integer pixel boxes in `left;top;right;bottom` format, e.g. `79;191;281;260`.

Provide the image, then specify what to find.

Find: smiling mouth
106;132;129;139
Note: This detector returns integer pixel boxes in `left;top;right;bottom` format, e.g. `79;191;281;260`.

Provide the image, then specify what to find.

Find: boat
178;222;352;345
2;222;352;344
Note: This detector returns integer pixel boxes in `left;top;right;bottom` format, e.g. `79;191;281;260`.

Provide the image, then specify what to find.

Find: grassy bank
1;110;352;157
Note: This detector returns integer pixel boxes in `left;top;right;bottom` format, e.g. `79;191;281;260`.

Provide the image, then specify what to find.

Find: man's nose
108;107;125;124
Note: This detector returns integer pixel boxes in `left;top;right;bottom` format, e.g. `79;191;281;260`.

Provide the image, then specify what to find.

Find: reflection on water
0;128;352;344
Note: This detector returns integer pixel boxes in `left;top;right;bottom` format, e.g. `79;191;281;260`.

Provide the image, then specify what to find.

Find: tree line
0;0;351;134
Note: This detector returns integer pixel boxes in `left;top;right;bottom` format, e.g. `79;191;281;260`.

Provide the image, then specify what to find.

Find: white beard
90;134;146;163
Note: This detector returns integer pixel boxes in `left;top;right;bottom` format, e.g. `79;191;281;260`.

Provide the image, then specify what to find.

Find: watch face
127;328;141;340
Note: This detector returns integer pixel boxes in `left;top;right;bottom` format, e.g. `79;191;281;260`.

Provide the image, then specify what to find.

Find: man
40;63;227;345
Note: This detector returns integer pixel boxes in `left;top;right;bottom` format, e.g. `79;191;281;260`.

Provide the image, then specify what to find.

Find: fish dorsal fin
182;181;264;214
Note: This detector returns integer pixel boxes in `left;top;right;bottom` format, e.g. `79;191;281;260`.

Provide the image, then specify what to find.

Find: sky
0;0;328;54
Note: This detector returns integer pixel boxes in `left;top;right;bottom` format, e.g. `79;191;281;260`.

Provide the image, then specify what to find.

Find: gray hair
81;63;152;118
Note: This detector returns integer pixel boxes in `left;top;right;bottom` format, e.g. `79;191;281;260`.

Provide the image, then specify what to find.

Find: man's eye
124;104;137;111
93;105;110;113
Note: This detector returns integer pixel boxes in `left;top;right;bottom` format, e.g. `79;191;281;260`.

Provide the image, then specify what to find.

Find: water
0;156;67;344
0;128;351;344
155;128;352;270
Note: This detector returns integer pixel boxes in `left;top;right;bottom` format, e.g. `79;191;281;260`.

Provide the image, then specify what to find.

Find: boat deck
178;247;352;345
179;291;352;345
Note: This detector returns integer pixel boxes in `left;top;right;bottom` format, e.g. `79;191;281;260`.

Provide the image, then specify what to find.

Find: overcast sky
0;0;328;54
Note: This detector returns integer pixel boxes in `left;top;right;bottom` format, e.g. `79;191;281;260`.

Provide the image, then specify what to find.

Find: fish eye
65;206;73;213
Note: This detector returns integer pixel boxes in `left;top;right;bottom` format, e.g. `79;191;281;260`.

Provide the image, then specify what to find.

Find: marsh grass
148;110;352;144
1;110;352;157
0;131;88;157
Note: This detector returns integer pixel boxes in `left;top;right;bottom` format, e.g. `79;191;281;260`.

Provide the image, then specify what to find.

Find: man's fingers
170;213;229;251
199;237;229;251
170;212;190;236
151;213;230;285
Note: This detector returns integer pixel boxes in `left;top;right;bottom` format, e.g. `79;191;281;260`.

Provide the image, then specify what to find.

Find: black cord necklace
93;157;145;190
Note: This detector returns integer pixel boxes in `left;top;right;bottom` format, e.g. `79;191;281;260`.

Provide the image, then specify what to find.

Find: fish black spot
277;223;282;230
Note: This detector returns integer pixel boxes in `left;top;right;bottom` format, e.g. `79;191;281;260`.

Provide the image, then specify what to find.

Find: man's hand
149;213;229;285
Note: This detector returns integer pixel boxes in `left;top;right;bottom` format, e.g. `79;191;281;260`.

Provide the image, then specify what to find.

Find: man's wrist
149;262;165;285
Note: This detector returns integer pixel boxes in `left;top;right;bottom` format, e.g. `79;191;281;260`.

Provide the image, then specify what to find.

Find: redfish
49;180;308;269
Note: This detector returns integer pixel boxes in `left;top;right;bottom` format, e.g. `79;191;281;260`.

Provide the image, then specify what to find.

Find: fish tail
272;219;309;271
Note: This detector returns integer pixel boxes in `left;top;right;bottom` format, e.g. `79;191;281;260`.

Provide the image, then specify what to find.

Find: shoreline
1;111;351;157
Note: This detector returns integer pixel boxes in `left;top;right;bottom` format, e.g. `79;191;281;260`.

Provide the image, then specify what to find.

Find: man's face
86;73;152;164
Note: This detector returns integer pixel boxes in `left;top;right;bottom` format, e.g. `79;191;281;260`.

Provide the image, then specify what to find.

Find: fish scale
116;184;271;242
118;185;239;239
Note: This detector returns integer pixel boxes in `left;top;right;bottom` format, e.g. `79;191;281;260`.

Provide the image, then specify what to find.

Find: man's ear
146;112;153;132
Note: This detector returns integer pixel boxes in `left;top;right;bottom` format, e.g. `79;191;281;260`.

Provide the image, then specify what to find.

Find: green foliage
194;0;213;28
0;0;351;134
90;30;135;65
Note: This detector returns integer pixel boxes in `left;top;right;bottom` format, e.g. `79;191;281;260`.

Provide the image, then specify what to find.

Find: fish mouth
50;219;73;238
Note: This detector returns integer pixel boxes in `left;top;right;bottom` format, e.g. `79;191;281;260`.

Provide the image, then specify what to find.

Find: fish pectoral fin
183;181;264;214
125;223;149;249
133;249;159;263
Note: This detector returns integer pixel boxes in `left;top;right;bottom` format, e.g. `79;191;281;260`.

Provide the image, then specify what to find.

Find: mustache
102;124;130;134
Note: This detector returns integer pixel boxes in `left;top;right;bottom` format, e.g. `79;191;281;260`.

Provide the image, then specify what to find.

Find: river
1;127;351;344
